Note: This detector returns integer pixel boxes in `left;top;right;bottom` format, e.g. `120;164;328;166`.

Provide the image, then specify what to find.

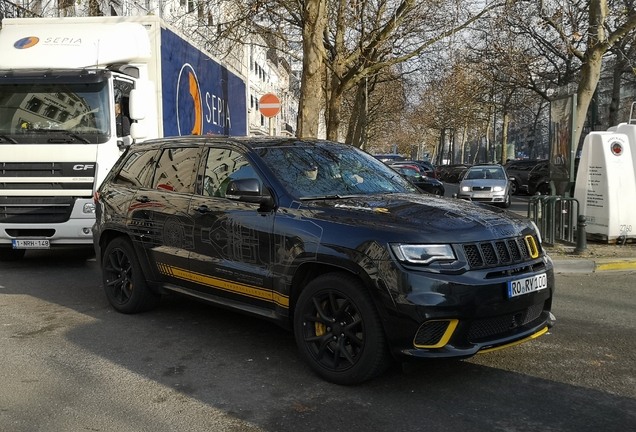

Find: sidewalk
546;242;636;273
552;257;636;273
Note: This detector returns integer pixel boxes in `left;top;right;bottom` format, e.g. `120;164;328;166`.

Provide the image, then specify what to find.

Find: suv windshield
257;144;417;198
0;80;110;142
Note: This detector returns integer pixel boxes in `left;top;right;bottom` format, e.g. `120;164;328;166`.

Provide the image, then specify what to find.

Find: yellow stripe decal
157;263;289;308
478;326;549;354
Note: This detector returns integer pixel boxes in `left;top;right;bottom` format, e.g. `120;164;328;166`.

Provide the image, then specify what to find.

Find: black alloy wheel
294;272;392;385
102;237;160;314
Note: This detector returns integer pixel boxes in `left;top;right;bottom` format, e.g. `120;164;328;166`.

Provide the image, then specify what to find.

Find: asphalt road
1;247;635;432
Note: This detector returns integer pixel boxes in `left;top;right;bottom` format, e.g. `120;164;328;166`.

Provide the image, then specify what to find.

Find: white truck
0;16;248;260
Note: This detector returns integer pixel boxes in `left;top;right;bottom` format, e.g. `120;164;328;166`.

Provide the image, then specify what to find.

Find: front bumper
458;192;507;204
380;257;555;362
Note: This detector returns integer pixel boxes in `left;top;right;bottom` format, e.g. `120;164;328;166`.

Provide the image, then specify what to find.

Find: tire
294;272;392;385
0;248;26;261
101;237;160;314
537;183;550;196
509;180;519;195
500;193;511;208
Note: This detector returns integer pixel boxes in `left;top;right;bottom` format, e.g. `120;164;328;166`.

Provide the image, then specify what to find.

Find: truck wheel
294;272;392;385
102;237;160;314
0;248;26;261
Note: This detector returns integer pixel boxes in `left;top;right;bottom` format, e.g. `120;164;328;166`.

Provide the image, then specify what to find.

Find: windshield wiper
300;194;363;200
35;130;91;144
300;194;346;200
0;135;18;144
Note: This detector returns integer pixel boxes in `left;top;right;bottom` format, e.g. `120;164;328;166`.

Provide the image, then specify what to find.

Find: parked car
389;160;435;178
458;164;511;208
93;136;555;385
445;164;472;183
505;159;545;195
391;165;445;195
526;159;581;196
373;154;406;163
526;161;551;195
435;164;471;182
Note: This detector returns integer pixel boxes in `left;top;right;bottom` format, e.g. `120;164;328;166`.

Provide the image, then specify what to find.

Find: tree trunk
501;112;509;164
608;52;625;127
573;50;603;152
296;0;326;139
346;83;366;148
460;123;468;164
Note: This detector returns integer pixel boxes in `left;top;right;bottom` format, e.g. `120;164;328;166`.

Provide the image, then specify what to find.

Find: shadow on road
1;247;634;432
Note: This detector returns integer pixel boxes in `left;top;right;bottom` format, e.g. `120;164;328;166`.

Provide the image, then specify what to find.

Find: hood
309;193;531;244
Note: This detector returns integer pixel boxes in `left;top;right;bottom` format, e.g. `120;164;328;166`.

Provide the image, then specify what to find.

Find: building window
188;0;194;13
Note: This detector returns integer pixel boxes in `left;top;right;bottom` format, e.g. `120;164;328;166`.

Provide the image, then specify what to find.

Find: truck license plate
507;273;547;298
12;239;50;249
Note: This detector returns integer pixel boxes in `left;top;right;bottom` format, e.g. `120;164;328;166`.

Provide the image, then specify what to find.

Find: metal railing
527;195;580;246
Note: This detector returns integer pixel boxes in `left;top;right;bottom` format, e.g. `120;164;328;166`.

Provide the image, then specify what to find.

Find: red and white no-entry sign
259;93;281;117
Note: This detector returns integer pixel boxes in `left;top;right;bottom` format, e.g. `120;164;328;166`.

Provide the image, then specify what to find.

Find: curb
552;258;636;274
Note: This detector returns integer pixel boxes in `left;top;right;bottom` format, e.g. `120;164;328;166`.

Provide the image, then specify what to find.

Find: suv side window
113;149;160;188
201;147;260;198
152;147;200;193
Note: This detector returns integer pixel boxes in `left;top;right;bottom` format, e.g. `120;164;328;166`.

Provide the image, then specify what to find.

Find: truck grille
463;235;540;269
0;197;75;223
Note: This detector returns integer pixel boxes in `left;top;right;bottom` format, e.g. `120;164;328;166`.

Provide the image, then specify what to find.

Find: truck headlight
391;244;455;265
83;203;96;214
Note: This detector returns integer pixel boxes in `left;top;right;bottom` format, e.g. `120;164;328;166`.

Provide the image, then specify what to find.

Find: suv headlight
391;244;455;265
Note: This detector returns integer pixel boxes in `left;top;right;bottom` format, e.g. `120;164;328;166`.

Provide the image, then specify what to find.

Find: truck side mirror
130;123;148;140
129;81;150;120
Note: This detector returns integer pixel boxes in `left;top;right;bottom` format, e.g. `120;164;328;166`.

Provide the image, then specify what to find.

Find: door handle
136;196;151;203
196;205;211;213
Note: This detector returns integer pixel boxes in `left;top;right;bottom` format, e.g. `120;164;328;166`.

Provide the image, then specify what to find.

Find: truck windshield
0;81;110;143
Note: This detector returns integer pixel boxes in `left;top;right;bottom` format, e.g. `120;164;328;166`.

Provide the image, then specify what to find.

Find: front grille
414;321;450;347
463;235;539;269
0;197;75;223
467;302;545;342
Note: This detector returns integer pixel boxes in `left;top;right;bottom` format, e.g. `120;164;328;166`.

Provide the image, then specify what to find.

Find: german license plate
508;273;547;298
12;239;50;249
473;193;490;198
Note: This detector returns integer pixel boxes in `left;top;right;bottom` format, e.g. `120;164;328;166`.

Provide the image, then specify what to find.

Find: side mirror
129;80;151;120
130;122;148;140
226;178;274;207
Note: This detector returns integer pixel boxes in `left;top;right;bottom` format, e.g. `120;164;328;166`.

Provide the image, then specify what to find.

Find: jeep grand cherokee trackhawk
93;136;556;385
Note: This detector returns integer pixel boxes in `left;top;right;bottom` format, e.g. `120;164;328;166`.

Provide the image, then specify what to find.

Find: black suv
505;159;545;195
93;136;555;385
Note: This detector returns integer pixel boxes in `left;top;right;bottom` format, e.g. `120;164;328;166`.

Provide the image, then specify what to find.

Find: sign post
259;93;280;136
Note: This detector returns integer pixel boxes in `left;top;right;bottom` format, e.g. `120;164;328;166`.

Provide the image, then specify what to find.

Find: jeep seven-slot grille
463;236;538;269
467;302;545;342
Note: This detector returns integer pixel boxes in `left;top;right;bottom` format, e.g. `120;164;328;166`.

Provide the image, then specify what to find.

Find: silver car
458;165;511;208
